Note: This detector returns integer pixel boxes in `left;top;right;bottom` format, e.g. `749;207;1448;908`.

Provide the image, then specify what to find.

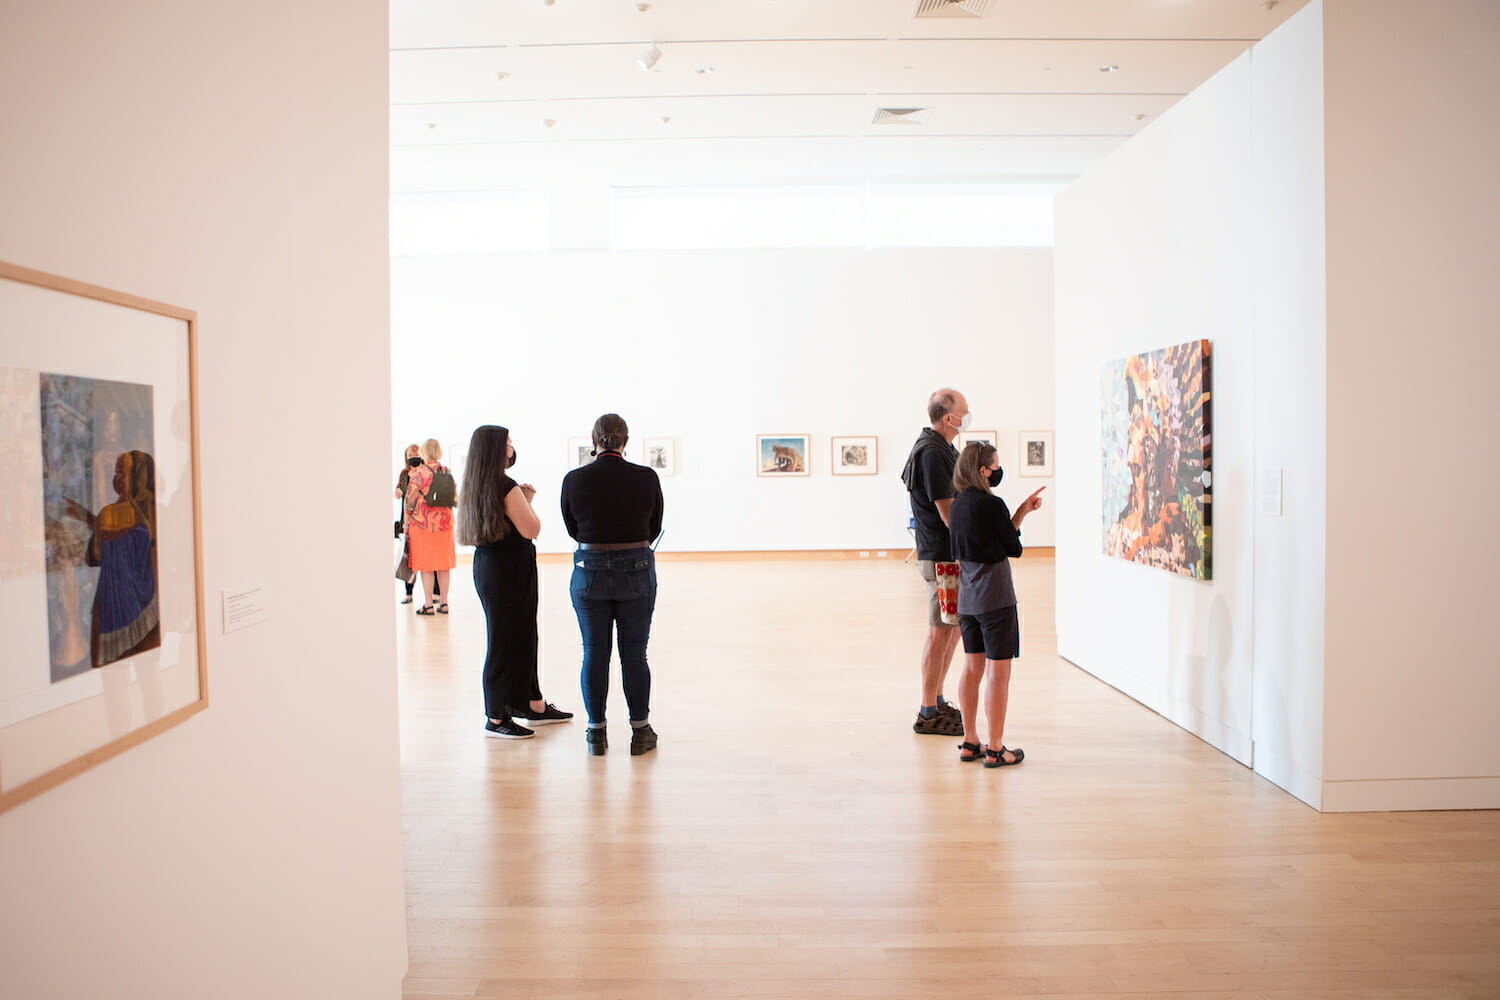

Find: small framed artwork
830;435;877;476
756;434;810;477
642;437;675;476
0;260;208;814
956;429;998;453
1019;429;1054;477
567;437;595;470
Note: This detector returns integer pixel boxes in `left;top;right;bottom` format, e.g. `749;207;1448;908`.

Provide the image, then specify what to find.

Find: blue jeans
570;547;657;725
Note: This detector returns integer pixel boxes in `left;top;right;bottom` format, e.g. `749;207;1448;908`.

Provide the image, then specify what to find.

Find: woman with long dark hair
948;441;1044;768
458;425;572;739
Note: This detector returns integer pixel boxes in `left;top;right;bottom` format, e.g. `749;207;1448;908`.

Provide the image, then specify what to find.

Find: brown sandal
984;745;1024;768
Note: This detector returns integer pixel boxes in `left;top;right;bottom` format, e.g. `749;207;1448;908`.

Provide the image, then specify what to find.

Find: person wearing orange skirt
405;438;457;615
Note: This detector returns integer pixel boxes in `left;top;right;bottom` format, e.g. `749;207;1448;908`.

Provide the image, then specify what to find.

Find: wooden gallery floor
396;556;1500;999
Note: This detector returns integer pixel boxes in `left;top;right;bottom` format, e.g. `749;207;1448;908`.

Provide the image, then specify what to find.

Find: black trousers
473;542;542;720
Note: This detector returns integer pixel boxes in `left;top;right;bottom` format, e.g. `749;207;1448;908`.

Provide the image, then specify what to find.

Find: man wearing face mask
899;388;971;736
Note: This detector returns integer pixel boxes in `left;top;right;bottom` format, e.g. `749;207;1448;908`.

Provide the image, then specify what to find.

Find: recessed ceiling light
543;118;557;129
1100;65;1119;73
426;122;437;129
661;116;671;124
638;43;662;71
495;72;510;81
695;66;714;74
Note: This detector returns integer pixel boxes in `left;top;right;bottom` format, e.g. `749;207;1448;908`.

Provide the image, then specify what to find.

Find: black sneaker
485;719;534;740
630;723;658;756
513;702;574;726
585;728;607;756
912;705;963;736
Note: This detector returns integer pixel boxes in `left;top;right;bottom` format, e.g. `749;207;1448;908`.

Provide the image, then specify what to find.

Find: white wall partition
1055;5;1329;797
1054;53;1262;769
1320;0;1500;811
0;1;407;996
1246;4;1328;810
1057;0;1500;811
391;247;1057;553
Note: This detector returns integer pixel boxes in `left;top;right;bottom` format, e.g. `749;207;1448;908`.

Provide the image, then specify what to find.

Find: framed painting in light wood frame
567;437;595;470
642;438;675;477
755;434;810;477
0;260;208;814
830;435;877;476
1019;430;1054;477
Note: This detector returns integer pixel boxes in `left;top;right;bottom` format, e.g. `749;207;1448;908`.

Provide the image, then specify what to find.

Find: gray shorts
918;560;958;629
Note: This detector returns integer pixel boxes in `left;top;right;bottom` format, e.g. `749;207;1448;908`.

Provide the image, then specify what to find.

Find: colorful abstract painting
1100;340;1212;579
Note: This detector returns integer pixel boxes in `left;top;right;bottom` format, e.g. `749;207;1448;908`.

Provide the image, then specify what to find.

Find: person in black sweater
560;413;665;757
458;425;573;740
948;441;1044;768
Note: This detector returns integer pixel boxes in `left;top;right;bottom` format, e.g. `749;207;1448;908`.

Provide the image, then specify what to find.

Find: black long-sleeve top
559;452;664;544
949;487;1022;614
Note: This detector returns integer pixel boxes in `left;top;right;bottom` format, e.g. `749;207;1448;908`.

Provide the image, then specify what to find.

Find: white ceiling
390;0;1310;192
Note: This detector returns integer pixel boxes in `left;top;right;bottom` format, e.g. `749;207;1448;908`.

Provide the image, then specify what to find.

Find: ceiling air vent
873;107;929;125
914;0;992;17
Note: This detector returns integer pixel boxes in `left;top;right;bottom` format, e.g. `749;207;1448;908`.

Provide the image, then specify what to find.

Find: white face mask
956;411;972;432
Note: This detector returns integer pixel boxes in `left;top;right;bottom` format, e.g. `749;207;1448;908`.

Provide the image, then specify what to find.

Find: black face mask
987;466;1004;488
507;448;518;469
407;456;422;467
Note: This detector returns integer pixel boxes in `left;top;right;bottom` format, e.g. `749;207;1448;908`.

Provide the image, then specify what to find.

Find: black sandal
416;605;435;616
437;603;449;614
984;745;1024;768
958;741;983;763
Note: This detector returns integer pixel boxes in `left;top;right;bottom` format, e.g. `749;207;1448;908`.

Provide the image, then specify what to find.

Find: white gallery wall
391;247;1056;554
1055;49;1268;775
1319;0;1500;810
1056;0;1500;811
0;1;407;997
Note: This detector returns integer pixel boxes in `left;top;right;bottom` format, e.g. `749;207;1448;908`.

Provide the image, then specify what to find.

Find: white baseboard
1320;776;1500;812
1251;746;1322;810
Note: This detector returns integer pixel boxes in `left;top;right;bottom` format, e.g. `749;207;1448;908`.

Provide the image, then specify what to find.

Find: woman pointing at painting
948;441;1042;768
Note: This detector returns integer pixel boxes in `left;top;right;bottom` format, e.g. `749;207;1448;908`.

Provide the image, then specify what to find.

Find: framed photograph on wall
642;438;675;476
756;434;810;477
567;437;595;470
1019;430;1054;477
956;429;998;453
830;435;877;476
0;260;208;814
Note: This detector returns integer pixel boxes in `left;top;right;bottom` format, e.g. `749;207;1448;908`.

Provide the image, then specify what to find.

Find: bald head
927;388;967;425
927;388;969;443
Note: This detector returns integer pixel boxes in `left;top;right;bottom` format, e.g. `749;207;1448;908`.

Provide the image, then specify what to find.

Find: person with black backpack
404;438;458;615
